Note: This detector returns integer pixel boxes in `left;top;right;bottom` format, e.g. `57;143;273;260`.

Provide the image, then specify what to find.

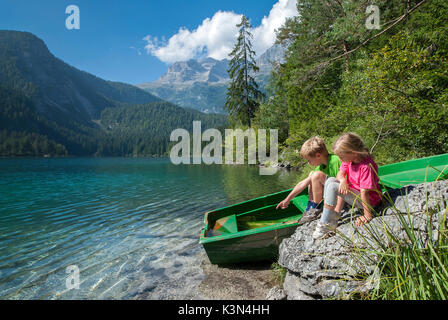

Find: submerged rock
275;180;448;300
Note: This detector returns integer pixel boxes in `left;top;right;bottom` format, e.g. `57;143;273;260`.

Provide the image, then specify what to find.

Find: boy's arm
276;176;311;209
287;176;312;201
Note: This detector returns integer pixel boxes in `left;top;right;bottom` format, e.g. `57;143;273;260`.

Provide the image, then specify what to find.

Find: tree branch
370;114;386;154
315;0;427;69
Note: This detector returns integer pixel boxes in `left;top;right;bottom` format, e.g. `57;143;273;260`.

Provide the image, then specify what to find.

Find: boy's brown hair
300;136;329;158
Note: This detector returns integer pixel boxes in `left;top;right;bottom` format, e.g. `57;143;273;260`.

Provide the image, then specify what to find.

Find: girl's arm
276;176;311;209
337;170;349;195
357;164;378;226
356;189;373;226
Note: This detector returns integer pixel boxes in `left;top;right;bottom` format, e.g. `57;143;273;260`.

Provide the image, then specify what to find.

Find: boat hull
201;221;300;265
199;188;307;265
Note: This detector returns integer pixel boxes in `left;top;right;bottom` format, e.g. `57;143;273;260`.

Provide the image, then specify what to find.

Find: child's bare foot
355;215;372;227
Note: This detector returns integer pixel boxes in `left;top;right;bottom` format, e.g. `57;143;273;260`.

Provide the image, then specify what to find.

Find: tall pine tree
225;15;264;127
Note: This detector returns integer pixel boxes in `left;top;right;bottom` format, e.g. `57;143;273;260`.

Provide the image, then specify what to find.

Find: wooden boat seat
207;214;238;237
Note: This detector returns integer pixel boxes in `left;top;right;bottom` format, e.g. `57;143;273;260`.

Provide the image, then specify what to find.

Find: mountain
0;30;227;157
137;44;286;114
138;57;230;114
0;30;161;125
138;81;229;114
156;57;230;84
255;44;287;87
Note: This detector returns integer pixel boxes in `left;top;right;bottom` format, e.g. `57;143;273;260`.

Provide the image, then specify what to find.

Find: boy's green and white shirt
313;154;341;177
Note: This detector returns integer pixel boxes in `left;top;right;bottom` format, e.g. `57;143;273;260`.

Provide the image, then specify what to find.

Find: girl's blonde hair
332;133;370;158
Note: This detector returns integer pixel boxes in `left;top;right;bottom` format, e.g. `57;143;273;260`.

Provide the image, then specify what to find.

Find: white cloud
252;0;298;56
144;11;241;63
143;0;298;64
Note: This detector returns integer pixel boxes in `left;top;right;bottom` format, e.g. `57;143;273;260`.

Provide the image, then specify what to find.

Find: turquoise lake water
0;157;300;299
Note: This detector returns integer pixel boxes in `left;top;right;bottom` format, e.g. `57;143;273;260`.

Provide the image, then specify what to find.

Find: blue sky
0;0;297;85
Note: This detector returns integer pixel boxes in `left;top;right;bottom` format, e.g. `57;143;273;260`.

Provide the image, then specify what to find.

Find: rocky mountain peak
156;57;230;84
137;44;287;113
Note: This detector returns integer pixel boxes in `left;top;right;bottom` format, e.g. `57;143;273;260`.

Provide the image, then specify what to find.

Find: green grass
338;182;448;300
270;262;287;287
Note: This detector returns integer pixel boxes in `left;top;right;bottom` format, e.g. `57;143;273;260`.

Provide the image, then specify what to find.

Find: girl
313;133;382;239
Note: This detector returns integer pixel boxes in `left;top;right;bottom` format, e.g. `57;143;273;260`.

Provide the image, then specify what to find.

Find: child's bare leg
310;171;326;204
304;172;319;213
307;172;314;202
300;173;324;223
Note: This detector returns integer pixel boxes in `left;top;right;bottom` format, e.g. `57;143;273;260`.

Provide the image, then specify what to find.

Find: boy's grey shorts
323;177;364;209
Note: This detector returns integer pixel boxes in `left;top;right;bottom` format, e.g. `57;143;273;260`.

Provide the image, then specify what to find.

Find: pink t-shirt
340;156;382;207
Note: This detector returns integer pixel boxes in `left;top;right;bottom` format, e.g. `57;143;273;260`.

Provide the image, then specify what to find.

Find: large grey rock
385;181;448;214
278;180;448;300
282;271;317;300
266;286;287;300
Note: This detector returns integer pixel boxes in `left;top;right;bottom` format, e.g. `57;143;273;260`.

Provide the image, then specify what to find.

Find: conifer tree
225;15;264;127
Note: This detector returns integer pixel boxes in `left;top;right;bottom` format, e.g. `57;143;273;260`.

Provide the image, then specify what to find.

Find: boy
276;137;341;224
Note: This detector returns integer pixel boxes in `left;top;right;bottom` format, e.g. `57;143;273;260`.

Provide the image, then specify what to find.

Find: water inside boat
206;203;301;237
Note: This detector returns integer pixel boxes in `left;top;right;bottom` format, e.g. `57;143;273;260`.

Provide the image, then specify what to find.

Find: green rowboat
378;153;448;189
199;153;448;265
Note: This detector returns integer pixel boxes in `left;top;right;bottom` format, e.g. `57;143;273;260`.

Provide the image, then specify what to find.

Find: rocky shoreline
267;180;448;300
199;258;276;300
196;180;447;300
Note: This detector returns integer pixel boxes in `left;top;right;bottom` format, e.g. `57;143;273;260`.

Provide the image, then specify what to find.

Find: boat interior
206;192;307;237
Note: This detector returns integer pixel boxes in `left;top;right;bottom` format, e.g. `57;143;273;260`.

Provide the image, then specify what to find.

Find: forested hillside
0;84;227;157
254;0;448;167
0;31;227;157
96;101;228;157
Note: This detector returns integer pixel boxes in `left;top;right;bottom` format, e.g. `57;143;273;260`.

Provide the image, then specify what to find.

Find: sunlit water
0;158;300;299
